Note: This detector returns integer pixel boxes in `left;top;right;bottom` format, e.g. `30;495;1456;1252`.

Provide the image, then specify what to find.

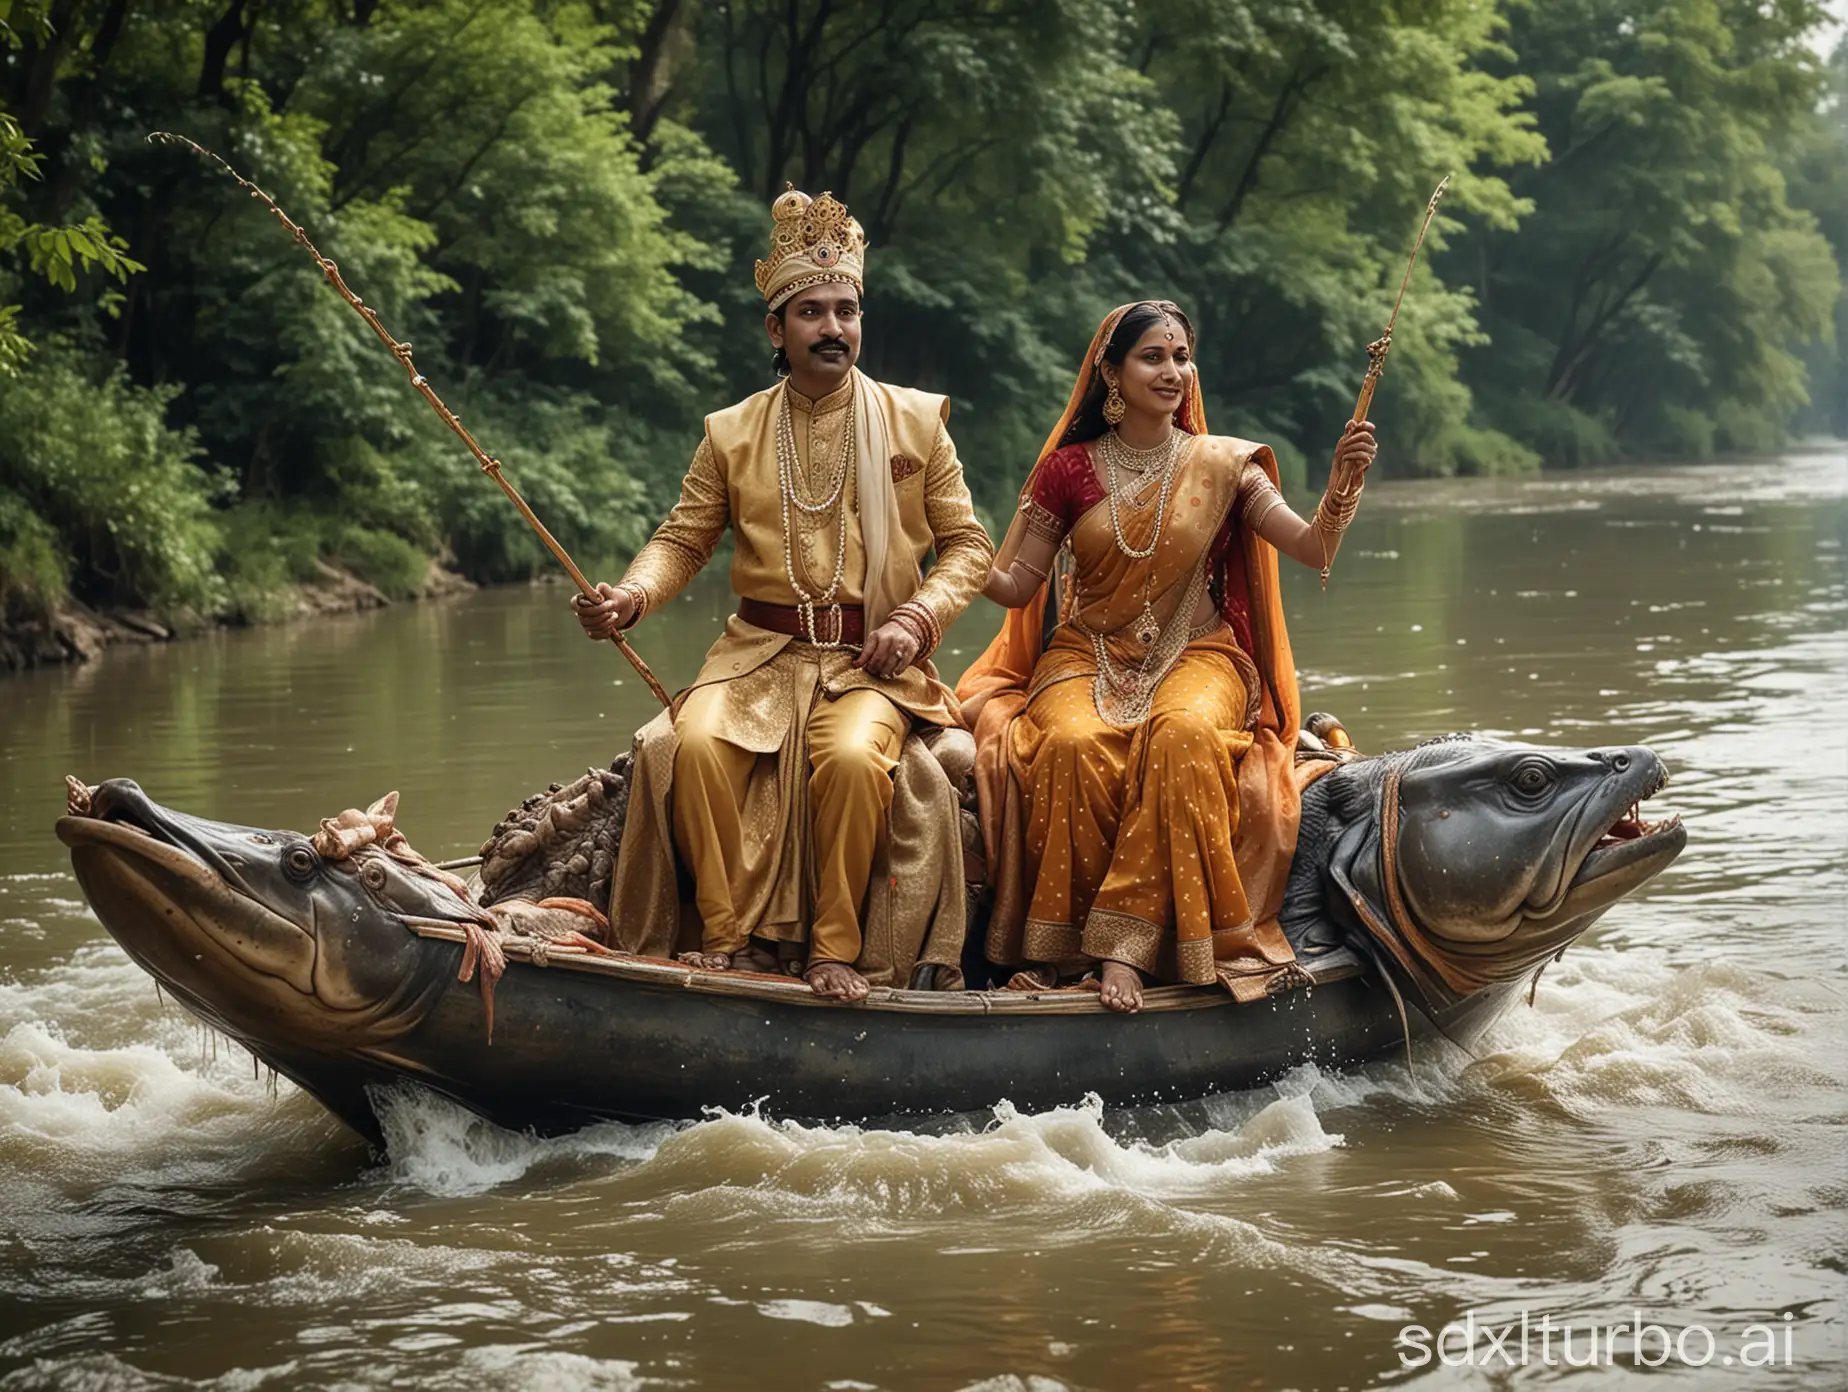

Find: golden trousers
1013;644;1256;984
671;684;908;965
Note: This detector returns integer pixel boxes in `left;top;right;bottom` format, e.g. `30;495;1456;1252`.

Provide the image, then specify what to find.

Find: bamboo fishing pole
148;131;672;709
1318;173;1452;591
1352;174;1452;425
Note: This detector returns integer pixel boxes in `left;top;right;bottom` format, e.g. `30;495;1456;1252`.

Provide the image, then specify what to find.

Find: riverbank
0;559;473;674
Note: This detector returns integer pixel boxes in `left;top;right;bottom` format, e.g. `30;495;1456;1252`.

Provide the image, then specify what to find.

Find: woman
956;301;1376;1012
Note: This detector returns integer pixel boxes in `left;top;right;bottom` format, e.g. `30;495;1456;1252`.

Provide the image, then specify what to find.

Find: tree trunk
630;0;688;144
198;0;253;104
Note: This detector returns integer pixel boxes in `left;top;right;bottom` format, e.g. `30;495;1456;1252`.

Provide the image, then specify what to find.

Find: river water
0;453;1843;1389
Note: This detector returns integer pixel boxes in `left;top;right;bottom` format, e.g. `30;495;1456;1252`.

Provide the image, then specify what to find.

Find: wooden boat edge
405;921;1367;1016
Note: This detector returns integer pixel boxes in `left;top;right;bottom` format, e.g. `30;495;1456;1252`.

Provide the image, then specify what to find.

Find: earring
1103;380;1126;425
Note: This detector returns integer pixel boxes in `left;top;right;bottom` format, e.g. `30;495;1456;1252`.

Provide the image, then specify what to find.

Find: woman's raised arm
1253;420;1377;573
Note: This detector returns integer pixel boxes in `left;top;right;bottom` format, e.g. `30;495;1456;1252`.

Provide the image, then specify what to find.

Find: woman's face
1110;318;1194;420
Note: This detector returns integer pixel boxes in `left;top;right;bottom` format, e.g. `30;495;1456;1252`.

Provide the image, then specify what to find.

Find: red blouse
1028;440;1268;655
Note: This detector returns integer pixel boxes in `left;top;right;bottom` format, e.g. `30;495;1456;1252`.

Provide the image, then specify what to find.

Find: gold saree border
1082;908;1164;973
1023;918;1083;963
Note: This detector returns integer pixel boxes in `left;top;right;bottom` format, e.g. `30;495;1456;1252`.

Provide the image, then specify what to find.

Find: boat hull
265;941;1513;1142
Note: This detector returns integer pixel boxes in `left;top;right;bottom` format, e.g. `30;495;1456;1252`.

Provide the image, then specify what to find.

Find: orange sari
956;307;1303;997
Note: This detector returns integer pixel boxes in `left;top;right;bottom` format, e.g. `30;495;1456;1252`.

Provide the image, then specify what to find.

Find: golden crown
754;186;867;309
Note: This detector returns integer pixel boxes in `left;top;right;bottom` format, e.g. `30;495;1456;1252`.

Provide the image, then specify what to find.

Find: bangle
887;611;929;658
1022;500;1066;545
614;581;651;626
1311;487;1361;536
888;599;941;658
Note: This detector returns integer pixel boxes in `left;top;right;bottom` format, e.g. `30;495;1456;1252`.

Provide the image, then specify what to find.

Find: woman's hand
1330;419;1378;492
856;621;921;680
571;582;636;641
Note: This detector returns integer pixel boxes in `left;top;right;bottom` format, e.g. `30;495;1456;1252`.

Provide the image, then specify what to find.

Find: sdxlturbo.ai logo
1397;1310;1799;1369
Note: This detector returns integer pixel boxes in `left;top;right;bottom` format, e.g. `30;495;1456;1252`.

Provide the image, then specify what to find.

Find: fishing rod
148;131;673;709
1318;173;1452;591
1354;174;1452;424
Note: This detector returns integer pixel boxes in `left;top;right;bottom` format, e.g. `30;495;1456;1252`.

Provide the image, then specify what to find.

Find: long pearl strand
1097;426;1181;560
775;385;853;644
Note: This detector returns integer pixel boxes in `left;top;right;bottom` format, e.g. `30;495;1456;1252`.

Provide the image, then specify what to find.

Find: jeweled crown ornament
754;185;867;310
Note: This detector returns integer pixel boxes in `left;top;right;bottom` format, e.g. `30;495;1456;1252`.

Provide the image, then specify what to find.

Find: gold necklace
1099;426;1175;472
1097;428;1182;560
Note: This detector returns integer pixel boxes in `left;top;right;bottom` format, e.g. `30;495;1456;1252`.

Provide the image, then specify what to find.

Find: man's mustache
809;337;850;355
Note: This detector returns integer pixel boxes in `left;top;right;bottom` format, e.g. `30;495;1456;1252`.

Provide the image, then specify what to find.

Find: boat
55;729;1684;1146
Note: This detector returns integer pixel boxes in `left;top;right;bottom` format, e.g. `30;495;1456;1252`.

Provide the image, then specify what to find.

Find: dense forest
1;0;1842;646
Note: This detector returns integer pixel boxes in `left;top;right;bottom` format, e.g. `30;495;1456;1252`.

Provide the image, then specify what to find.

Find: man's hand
571;582;637;641
855;620;920;680
1331;419;1378;493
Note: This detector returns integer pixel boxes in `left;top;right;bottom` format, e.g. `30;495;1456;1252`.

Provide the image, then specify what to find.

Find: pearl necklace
1096;427;1182;560
775;385;855;645
781;386;854;514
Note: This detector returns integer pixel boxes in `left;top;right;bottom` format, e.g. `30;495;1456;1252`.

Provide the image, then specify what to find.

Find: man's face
768;285;862;387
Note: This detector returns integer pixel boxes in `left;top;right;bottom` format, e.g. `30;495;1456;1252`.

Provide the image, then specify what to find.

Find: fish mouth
61;779;262;898
57;780;321;1005
1553;756;1686;917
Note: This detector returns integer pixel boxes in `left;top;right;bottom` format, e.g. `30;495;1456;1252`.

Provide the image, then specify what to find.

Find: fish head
1391;737;1686;944
56;779;464;1048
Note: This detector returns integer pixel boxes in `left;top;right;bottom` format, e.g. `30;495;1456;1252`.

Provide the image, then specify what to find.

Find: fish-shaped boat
55;732;1684;1147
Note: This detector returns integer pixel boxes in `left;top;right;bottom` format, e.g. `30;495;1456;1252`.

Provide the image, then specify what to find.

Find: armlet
1021;498;1067;545
1238;469;1284;531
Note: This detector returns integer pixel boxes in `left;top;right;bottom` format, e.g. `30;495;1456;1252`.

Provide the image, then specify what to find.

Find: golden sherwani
607;374;992;979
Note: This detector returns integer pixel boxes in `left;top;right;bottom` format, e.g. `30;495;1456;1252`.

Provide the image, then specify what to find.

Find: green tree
1453;0;1841;462
1120;0;1549;480
1787;37;1846;437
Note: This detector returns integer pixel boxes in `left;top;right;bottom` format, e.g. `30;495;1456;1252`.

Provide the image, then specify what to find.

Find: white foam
0;1352;300;1389
364;1078;1346;1213
439;1347;647;1390
371;1085;677;1198
757;1297;856;1327
1461;951;1845;1116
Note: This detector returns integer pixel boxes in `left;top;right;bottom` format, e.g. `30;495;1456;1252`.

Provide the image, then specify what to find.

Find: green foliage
0;345;224;617
215;502;329;625
1121;0;1549;480
0;110;142;371
214;500;430;623
1453;0;1842;461
1787;38;1847;437
0;487;66;616
0;0;1839;636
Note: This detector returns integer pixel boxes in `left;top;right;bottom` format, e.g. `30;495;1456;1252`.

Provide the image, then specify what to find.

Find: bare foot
677;951;733;971
804;960;870;1002
1098;960;1144;1014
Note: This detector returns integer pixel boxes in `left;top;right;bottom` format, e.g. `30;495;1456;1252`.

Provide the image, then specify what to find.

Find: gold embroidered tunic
618;377;990;736
607;376;993;971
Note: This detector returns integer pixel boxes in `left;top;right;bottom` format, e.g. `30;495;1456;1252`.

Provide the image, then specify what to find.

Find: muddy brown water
1;453;1843;1389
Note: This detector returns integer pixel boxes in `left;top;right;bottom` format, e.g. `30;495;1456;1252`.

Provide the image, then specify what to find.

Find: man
575;187;993;1001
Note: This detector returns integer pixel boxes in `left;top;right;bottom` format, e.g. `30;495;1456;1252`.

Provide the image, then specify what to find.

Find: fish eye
284;845;319;880
1511;759;1554;797
360;860;389;891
